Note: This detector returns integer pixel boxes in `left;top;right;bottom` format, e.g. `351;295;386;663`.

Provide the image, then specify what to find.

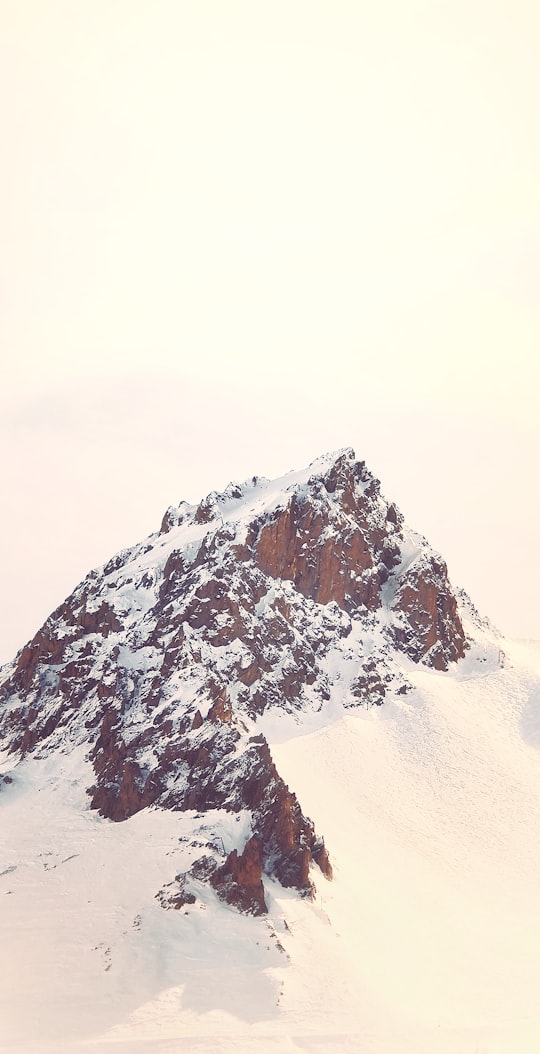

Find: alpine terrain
1;447;540;1054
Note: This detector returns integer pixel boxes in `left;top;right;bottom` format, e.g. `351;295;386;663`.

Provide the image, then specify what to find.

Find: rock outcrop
211;835;267;915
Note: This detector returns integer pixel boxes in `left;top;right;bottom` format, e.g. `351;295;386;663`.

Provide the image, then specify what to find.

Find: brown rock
252;495;388;612
211;835;267;915
207;689;233;724
391;556;466;669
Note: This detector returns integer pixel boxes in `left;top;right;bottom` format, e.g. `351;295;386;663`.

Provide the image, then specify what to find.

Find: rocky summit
0;448;469;914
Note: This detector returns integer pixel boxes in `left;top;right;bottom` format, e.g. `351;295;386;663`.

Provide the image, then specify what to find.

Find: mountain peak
161;447;366;536
0;449;468;913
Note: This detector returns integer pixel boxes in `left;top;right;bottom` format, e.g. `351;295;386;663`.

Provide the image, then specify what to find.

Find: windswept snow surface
2;636;540;1052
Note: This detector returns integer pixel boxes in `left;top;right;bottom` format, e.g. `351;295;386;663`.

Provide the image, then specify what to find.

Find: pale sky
2;1;539;664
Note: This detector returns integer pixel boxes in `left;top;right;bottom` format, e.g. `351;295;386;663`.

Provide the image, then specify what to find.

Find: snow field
2;638;540;1051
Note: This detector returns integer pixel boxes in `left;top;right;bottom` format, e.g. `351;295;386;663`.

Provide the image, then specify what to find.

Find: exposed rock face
0;447;468;912
211;835;267;915
390;554;467;670
252;456;400;613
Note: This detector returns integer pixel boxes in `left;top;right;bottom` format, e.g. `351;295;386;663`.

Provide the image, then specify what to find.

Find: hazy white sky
2;0;539;663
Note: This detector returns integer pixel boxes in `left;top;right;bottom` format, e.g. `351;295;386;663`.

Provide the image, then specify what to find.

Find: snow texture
1;449;539;1052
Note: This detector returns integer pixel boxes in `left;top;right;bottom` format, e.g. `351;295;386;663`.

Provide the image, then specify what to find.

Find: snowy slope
2;637;540;1053
1;450;540;1053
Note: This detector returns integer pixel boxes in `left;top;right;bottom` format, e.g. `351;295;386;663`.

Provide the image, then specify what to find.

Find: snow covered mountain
1;448;540;1053
0;448;464;906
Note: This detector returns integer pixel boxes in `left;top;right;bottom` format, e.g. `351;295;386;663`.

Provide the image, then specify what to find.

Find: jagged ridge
0;448;467;912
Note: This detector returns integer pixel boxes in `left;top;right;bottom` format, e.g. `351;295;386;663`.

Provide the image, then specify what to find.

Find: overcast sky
2;0;539;664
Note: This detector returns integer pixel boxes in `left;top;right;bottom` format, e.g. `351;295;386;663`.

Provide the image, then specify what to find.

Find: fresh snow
2;451;540;1052
1;635;540;1052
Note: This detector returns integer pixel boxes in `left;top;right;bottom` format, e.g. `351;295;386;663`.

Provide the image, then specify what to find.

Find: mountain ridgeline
0;448;468;914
